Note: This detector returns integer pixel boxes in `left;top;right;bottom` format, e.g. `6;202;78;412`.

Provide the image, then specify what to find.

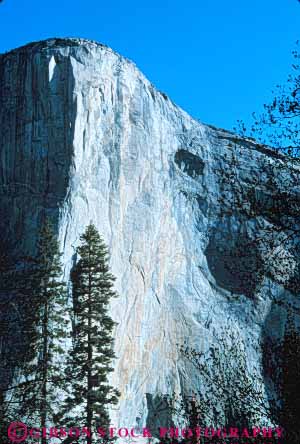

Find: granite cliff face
1;38;299;430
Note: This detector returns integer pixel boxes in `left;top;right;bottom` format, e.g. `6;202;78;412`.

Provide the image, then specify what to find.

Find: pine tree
63;224;119;444
0;235;38;441
10;218;68;442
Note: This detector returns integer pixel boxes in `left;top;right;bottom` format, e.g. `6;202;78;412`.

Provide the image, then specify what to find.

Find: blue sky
0;0;299;130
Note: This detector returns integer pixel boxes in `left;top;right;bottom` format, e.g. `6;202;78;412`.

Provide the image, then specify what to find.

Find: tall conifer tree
10;218;68;442
63;224;119;443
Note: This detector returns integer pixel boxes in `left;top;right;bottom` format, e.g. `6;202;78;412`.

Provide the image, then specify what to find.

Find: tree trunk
87;260;92;444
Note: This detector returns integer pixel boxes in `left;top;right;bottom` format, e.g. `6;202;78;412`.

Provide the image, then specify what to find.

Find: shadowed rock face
1;38;299;428
174;149;205;178
205;224;263;298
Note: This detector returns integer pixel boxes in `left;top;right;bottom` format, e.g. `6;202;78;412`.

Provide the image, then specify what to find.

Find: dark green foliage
225;43;300;297
0;236;36;440
63;224;119;442
228;41;300;436
156;326;270;444
180;330;269;428
1;218;68;440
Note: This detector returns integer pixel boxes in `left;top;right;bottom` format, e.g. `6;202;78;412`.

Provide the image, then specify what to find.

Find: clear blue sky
0;0;299;131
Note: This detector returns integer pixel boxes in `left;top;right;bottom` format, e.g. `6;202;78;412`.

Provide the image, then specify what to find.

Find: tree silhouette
226;41;300;439
0;219;68;444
